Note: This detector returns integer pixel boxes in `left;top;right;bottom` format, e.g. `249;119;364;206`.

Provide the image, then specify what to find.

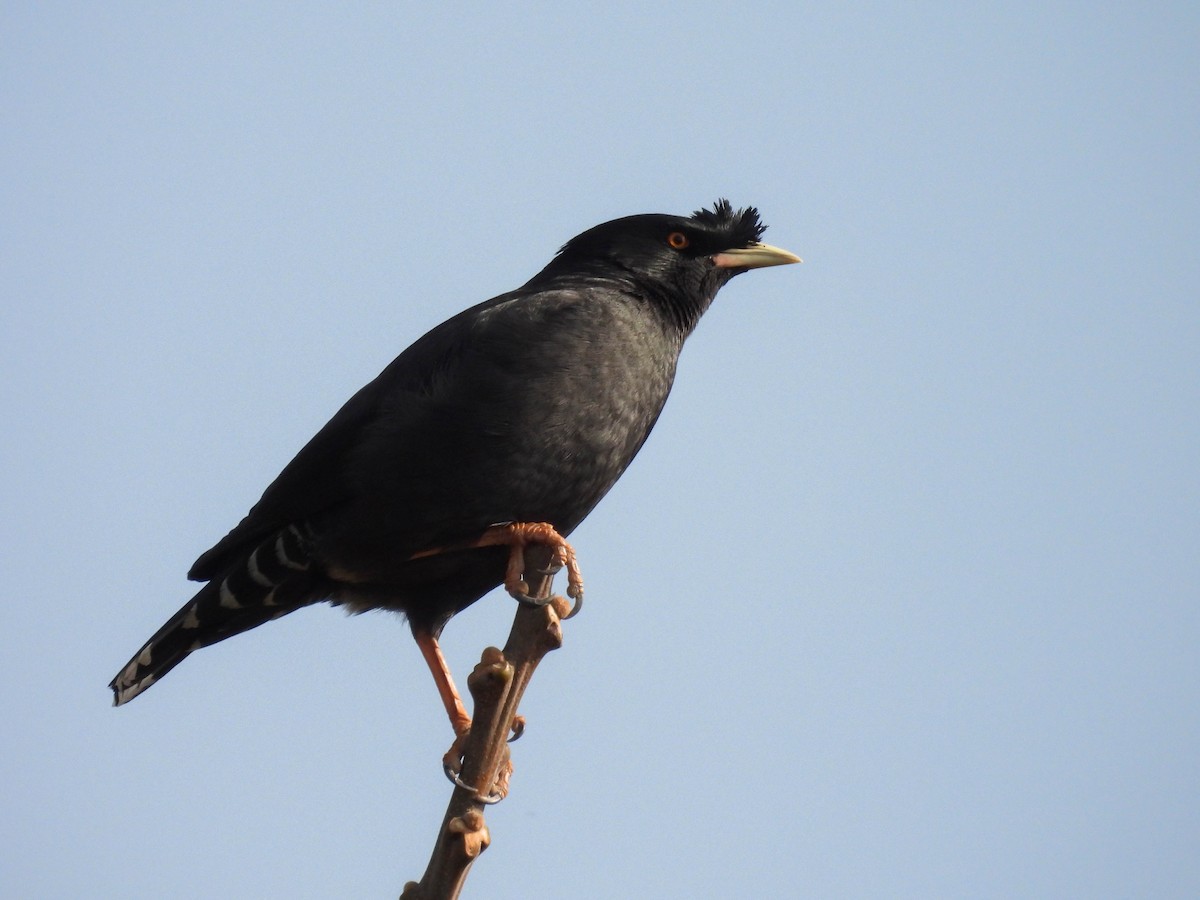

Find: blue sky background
3;4;1197;897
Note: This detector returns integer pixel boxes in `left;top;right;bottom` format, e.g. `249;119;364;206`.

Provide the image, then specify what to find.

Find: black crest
690;199;767;246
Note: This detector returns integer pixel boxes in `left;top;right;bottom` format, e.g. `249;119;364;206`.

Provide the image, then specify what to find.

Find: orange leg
416;629;514;802
414;630;472;736
409;523;583;803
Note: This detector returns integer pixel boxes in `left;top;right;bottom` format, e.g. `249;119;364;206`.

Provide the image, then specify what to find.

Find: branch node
447;809;491;859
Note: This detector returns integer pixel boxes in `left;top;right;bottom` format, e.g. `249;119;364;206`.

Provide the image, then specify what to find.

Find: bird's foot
475;522;584;618
441;716;523;804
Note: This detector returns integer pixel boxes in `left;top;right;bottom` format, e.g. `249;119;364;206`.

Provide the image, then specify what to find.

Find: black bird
110;199;800;734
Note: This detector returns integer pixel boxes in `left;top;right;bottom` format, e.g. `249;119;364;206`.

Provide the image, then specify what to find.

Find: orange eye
666;231;690;250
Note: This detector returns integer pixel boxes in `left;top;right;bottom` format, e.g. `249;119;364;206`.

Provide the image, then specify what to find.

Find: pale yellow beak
711;242;802;270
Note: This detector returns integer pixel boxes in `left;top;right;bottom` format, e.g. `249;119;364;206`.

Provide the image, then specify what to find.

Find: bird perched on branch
110;199;800;739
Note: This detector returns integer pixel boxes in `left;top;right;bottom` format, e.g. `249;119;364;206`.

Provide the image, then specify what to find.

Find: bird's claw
475;522;585;612
532;562;583;617
442;734;509;804
508;715;526;743
444;763;506;805
513;589;583;622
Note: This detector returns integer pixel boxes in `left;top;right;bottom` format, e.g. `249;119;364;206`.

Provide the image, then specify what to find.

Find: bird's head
535;199;800;333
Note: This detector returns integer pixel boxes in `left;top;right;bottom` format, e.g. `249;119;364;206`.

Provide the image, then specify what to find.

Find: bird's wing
187;291;520;582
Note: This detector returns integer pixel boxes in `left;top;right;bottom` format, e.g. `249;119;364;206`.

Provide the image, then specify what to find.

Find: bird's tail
109;527;319;705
